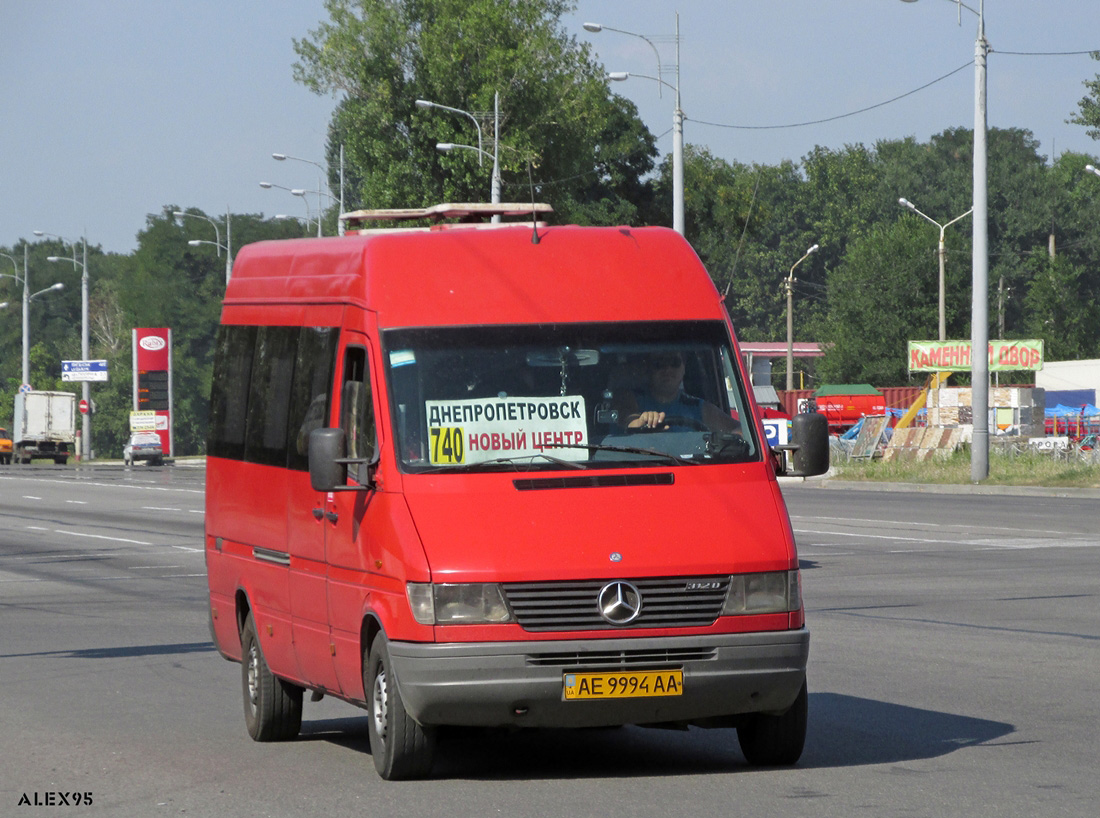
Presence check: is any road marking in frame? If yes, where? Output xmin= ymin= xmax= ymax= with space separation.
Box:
xmin=795 ymin=527 xmax=1100 ymax=551
xmin=49 ymin=530 xmax=152 ymax=546
xmin=65 ymin=500 xmax=88 ymax=505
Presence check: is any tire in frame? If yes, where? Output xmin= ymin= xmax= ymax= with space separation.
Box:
xmin=737 ymin=680 xmax=808 ymax=766
xmin=365 ymin=633 xmax=436 ymax=780
xmin=240 ymin=613 xmax=303 ymax=742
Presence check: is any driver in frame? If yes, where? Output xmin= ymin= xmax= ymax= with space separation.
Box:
xmin=614 ymin=351 xmax=740 ymax=433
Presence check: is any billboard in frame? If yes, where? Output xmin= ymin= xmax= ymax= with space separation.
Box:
xmin=132 ymin=328 xmax=173 ymax=457
xmin=908 ymin=339 xmax=1044 ymax=373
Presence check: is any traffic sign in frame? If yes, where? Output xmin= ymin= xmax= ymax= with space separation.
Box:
xmin=62 ymin=360 xmax=109 ymax=382
xmin=79 ymin=398 xmax=89 ymax=415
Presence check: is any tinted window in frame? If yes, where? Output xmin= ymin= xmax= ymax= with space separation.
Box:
xmin=208 ymin=325 xmax=257 ymax=460
xmin=244 ymin=327 xmax=298 ymax=466
xmin=287 ymin=327 xmax=339 ymax=471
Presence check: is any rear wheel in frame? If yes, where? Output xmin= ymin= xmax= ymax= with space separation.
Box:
xmin=240 ymin=613 xmax=302 ymax=741
xmin=737 ymin=680 xmax=808 ymax=766
xmin=365 ymin=633 xmax=435 ymax=780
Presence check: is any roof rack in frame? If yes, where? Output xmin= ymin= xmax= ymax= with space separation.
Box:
xmin=341 ymin=202 xmax=553 ymax=231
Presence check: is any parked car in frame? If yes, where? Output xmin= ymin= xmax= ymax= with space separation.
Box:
xmin=0 ymin=426 xmax=12 ymax=465
xmin=123 ymin=431 xmax=163 ymax=466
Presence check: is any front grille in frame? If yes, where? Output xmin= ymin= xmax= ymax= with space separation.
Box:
xmin=502 ymin=576 xmax=729 ymax=632
xmin=527 ymin=646 xmax=717 ymax=668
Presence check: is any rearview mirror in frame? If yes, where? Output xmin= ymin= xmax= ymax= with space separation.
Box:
xmin=309 ymin=428 xmax=347 ymax=491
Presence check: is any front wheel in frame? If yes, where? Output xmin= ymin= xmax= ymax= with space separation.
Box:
xmin=737 ymin=680 xmax=808 ymax=766
xmin=365 ymin=633 xmax=436 ymax=780
xmin=240 ymin=613 xmax=302 ymax=741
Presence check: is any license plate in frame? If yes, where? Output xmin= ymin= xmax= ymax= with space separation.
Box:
xmin=563 ymin=670 xmax=683 ymax=700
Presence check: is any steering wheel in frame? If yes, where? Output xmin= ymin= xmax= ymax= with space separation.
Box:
xmin=629 ymin=414 xmax=709 ymax=433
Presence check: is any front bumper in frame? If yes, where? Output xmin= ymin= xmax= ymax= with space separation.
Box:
xmin=388 ymin=628 xmax=809 ymax=728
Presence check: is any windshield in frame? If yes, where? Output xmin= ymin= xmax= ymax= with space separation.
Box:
xmin=383 ymin=321 xmax=760 ymax=472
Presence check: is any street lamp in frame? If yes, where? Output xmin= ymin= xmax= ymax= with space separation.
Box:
xmin=901 ymin=0 xmax=989 ymax=482
xmin=418 ymin=94 xmax=501 ymax=218
xmin=174 ymin=210 xmax=232 ymax=284
xmin=41 ymin=232 xmax=91 ymax=461
xmin=260 ymin=182 xmax=318 ymax=234
xmin=0 ymin=283 xmax=64 ymax=342
xmin=1085 ymin=163 xmax=1100 ymax=179
xmin=898 ymin=198 xmax=973 ymax=341
xmin=587 ymin=16 xmax=684 ymax=235
xmin=785 ymin=244 xmax=820 ymax=392
xmin=273 ymin=152 xmax=343 ymax=236
xmin=2 ymin=250 xmax=64 ymax=387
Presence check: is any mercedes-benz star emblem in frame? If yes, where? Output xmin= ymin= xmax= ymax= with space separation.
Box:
xmin=597 ymin=581 xmax=642 ymax=625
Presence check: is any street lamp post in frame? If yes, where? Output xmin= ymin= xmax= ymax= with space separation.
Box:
xmin=0 ymin=274 xmax=65 ymax=391
xmin=174 ymin=210 xmax=232 ymax=284
xmin=417 ymin=94 xmax=501 ymax=219
xmin=260 ymin=182 xmax=318 ymax=233
xmin=586 ymin=16 xmax=684 ymax=235
xmin=273 ymin=152 xmax=339 ymax=236
xmin=40 ymin=232 xmax=91 ymax=461
xmin=785 ymin=244 xmax=820 ymax=392
xmin=898 ymin=198 xmax=973 ymax=341
xmin=2 ymin=248 xmax=64 ymax=388
xmin=901 ymin=0 xmax=989 ymax=482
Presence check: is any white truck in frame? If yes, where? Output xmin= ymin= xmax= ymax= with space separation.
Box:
xmin=13 ymin=391 xmax=77 ymax=464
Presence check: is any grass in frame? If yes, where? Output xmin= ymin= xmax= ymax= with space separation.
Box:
xmin=832 ymin=446 xmax=1100 ymax=489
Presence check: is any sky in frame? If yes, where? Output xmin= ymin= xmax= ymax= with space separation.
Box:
xmin=3 ymin=0 xmax=1100 ymax=257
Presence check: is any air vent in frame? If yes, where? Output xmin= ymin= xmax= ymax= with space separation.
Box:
xmin=513 ymin=473 xmax=674 ymax=491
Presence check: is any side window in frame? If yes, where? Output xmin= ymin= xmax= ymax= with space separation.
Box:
xmin=341 ymin=346 xmax=376 ymax=481
xmin=208 ymin=325 xmax=257 ymax=460
xmin=244 ymin=327 xmax=297 ymax=467
xmin=286 ymin=327 xmax=339 ymax=471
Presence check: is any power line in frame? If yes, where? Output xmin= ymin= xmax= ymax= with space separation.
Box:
xmin=690 ymin=62 xmax=972 ymax=131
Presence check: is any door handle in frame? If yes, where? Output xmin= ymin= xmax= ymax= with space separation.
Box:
xmin=311 ymin=508 xmax=324 ymax=520
xmin=325 ymin=510 xmax=339 ymax=524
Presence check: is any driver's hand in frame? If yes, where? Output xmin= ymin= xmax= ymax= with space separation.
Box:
xmin=628 ymin=411 xmax=666 ymax=429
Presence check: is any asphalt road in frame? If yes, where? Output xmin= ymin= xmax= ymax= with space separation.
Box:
xmin=1 ymin=465 xmax=1097 ymax=817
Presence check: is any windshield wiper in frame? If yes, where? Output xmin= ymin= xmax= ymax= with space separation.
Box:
xmin=550 ymin=442 xmax=701 ymax=466
xmin=418 ymin=452 xmax=586 ymax=473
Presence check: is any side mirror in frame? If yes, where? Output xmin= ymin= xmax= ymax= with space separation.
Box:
xmin=772 ymin=412 xmax=829 ymax=477
xmin=309 ymin=428 xmax=347 ymax=491
xmin=790 ymin=412 xmax=829 ymax=476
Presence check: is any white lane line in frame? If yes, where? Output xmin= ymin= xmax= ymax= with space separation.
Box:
xmin=795 ymin=527 xmax=1099 ymax=551
xmin=48 ymin=530 xmax=152 ymax=546
xmin=65 ymin=500 xmax=88 ymax=505
xmin=22 ymin=496 xmax=43 ymax=501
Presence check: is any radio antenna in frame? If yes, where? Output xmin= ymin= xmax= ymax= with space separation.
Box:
xmin=528 ymin=160 xmax=540 ymax=245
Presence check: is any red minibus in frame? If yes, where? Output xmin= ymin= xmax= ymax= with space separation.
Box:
xmin=204 ymin=204 xmax=828 ymax=779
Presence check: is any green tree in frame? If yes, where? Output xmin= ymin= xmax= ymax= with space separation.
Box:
xmin=1069 ymin=52 xmax=1100 ymax=140
xmin=293 ymin=0 xmax=657 ymax=225
xmin=815 ymin=219 xmax=944 ymax=385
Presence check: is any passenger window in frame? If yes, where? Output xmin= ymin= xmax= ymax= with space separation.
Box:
xmin=208 ymin=325 xmax=257 ymax=460
xmin=244 ymin=327 xmax=297 ymax=467
xmin=342 ymin=347 xmax=376 ymax=481
xmin=286 ymin=327 xmax=339 ymax=471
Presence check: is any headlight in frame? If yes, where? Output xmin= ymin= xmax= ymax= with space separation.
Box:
xmin=406 ymin=582 xmax=515 ymax=625
xmin=721 ymin=570 xmax=801 ymax=615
